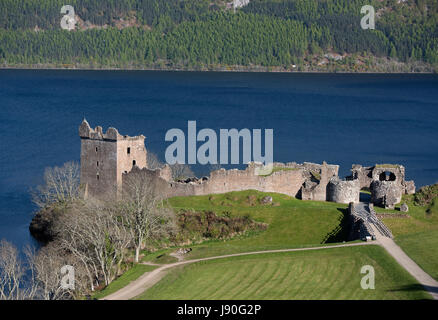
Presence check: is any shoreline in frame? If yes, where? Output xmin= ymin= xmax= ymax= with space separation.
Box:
xmin=1 ymin=65 xmax=436 ymax=75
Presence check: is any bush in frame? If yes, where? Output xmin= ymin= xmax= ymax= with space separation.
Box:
xmin=414 ymin=184 xmax=438 ymax=206
xmin=176 ymin=210 xmax=267 ymax=242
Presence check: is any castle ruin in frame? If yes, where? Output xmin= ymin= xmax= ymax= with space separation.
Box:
xmin=79 ymin=121 xmax=415 ymax=208
xmin=79 ymin=119 xmax=147 ymax=199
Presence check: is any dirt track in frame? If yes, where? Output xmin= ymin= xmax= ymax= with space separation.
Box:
xmin=102 ymin=242 xmax=374 ymax=300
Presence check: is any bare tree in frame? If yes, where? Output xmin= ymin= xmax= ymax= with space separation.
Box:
xmin=51 ymin=212 xmax=99 ymax=292
xmin=121 ymin=171 xmax=176 ymax=263
xmin=32 ymin=161 xmax=81 ymax=209
xmin=0 ymin=240 xmax=39 ymax=300
xmin=0 ymin=240 xmax=87 ymax=300
xmin=0 ymin=240 xmax=25 ymax=300
xmin=147 ymin=152 xmax=164 ymax=170
xmin=53 ymin=199 xmax=132 ymax=288
xmin=147 ymin=152 xmax=194 ymax=181
xmin=30 ymin=243 xmax=87 ymax=300
xmin=170 ymin=163 xmax=194 ymax=181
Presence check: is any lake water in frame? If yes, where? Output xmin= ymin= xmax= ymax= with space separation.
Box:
xmin=1 ymin=70 xmax=437 ymax=249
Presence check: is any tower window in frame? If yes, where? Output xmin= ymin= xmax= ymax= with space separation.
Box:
xmin=127 ymin=147 xmax=131 ymax=154
xmin=95 ymin=147 xmax=98 ymax=153
xmin=133 ymin=160 xmax=136 ymax=166
xmin=97 ymin=161 xmax=99 ymax=167
xmin=96 ymin=174 xmax=100 ymax=180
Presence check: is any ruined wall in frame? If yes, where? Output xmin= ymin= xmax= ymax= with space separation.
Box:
xmin=404 ymin=180 xmax=416 ymax=195
xmin=350 ymin=165 xmax=373 ymax=189
xmin=122 ymin=162 xmax=307 ymax=199
xmin=301 ymin=161 xmax=338 ymax=201
xmin=370 ymin=180 xmax=403 ymax=209
xmin=116 ymin=137 xmax=147 ymax=192
xmin=79 ymin=120 xmax=147 ymax=199
xmin=80 ymin=122 xmax=416 ymax=208
xmin=197 ymin=164 xmax=306 ymax=197
xmin=80 ymin=137 xmax=118 ymax=199
xmin=350 ymin=164 xmax=415 ymax=208
xmin=327 ymin=178 xmax=360 ymax=204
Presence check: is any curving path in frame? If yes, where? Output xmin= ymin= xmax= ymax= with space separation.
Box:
xmin=102 ymin=202 xmax=438 ymax=300
xmin=369 ymin=224 xmax=438 ymax=300
xmin=102 ymin=242 xmax=374 ymax=300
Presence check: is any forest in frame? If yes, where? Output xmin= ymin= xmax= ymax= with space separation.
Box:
xmin=0 ymin=0 xmax=437 ymax=70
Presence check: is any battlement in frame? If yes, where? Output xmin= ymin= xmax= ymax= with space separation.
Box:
xmin=79 ymin=120 xmax=147 ymax=199
xmin=79 ymin=119 xmax=145 ymax=142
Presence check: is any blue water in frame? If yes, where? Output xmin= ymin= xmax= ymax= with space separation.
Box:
xmin=1 ymin=70 xmax=438 ymax=249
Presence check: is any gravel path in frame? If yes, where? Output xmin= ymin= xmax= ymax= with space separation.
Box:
xmin=370 ymin=224 xmax=438 ymax=300
xmin=103 ymin=208 xmax=438 ymax=301
xmin=102 ymin=242 xmax=374 ymax=300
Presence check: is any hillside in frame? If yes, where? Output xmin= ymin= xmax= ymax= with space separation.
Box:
xmin=88 ymin=190 xmax=433 ymax=300
xmin=136 ymin=246 xmax=431 ymax=300
xmin=380 ymin=184 xmax=438 ymax=281
xmin=132 ymin=189 xmax=433 ymax=300
xmin=0 ymin=0 xmax=437 ymax=71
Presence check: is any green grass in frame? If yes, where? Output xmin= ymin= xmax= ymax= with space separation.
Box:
xmin=395 ymin=230 xmax=438 ymax=281
xmin=141 ymin=250 xmax=179 ymax=264
xmin=310 ymin=170 xmax=321 ymax=181
xmin=379 ymin=193 xmax=438 ymax=281
xmin=92 ymin=264 xmax=157 ymax=299
xmin=381 ymin=195 xmax=438 ymax=236
xmin=258 ymin=167 xmax=299 ymax=177
xmin=167 ymin=190 xmax=349 ymax=259
xmin=135 ymin=245 xmax=431 ymax=300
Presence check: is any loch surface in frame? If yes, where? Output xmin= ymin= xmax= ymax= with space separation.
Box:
xmin=1 ymin=70 xmax=437 ymax=248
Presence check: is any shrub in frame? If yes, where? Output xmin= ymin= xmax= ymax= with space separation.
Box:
xmin=414 ymin=184 xmax=438 ymax=206
xmin=176 ymin=210 xmax=267 ymax=242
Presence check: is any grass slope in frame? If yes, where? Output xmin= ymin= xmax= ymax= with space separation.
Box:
xmin=165 ymin=190 xmax=350 ymax=259
xmin=380 ymin=192 xmax=438 ymax=281
xmin=92 ymin=264 xmax=157 ymax=299
xmin=395 ymin=230 xmax=438 ymax=282
xmin=136 ymin=245 xmax=431 ymax=300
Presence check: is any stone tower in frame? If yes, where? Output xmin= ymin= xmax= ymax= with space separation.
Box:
xmin=79 ymin=120 xmax=147 ymax=199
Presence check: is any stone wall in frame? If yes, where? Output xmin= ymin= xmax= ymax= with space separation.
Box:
xmin=79 ymin=120 xmax=147 ymax=199
xmin=350 ymin=165 xmax=373 ymax=189
xmin=301 ymin=161 xmax=338 ymax=201
xmin=79 ymin=122 xmax=415 ymax=209
xmin=80 ymin=137 xmax=118 ymax=199
xmin=350 ymin=164 xmax=415 ymax=209
xmin=370 ymin=180 xmax=403 ymax=209
xmin=123 ymin=162 xmax=307 ymax=199
xmin=327 ymin=178 xmax=360 ymax=204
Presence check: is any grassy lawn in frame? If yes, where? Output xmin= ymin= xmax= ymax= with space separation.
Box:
xmin=380 ymin=192 xmax=438 ymax=281
xmin=92 ymin=264 xmax=157 ymax=299
xmin=380 ymin=192 xmax=438 ymax=236
xmin=395 ymin=230 xmax=438 ymax=281
xmin=135 ymin=245 xmax=431 ymax=300
xmin=141 ymin=249 xmax=179 ymax=264
xmin=258 ymin=166 xmax=300 ymax=177
xmin=164 ymin=190 xmax=350 ymax=259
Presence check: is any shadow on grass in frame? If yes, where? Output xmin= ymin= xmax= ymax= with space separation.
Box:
xmin=387 ymin=283 xmax=438 ymax=296
xmin=321 ymin=208 xmax=350 ymax=243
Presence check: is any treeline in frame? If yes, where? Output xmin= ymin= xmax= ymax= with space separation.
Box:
xmin=0 ymin=0 xmax=437 ymax=68
xmin=0 ymin=0 xmax=214 ymax=29
xmin=0 ymin=13 xmax=310 ymax=67
xmin=243 ymin=0 xmax=438 ymax=63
